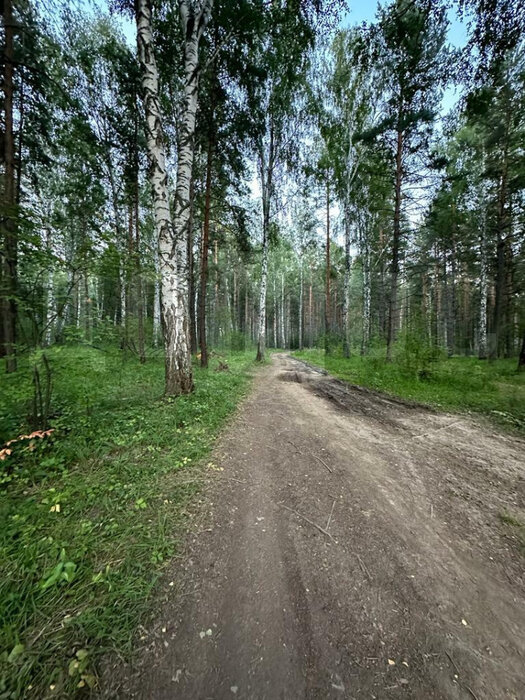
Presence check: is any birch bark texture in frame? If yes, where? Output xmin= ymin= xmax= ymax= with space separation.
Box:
xmin=478 ymin=195 xmax=488 ymax=359
xmin=177 ymin=0 xmax=212 ymax=373
xmin=136 ymin=0 xmax=211 ymax=395
xmin=256 ymin=123 xmax=274 ymax=362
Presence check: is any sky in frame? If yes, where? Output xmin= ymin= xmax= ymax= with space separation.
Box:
xmin=345 ymin=0 xmax=469 ymax=46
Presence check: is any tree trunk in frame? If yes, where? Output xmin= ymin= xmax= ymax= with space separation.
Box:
xmin=448 ymin=214 xmax=457 ymax=356
xmin=136 ymin=0 xmax=210 ymax=394
xmin=199 ymin=136 xmax=213 ymax=368
xmin=518 ymin=328 xmax=525 ymax=372
xmin=152 ymin=253 xmax=161 ymax=347
xmin=225 ymin=271 xmax=232 ymax=334
xmin=478 ymin=208 xmax=488 ymax=359
xmin=504 ymin=235 xmax=513 ymax=358
xmin=442 ymin=247 xmax=449 ymax=352
xmin=1 ymin=0 xmax=17 ymax=371
xmin=135 ymin=142 xmax=146 ymax=364
xmin=273 ymin=275 xmax=277 ymax=348
xmin=84 ymin=275 xmax=92 ymax=342
xmin=244 ymin=272 xmax=249 ymax=340
xmin=308 ymin=266 xmax=313 ymax=347
xmin=188 ymin=174 xmax=197 ymax=354
xmin=342 ymin=203 xmax=351 ymax=358
xmin=378 ymin=228 xmax=387 ymax=339
xmin=256 ymin=125 xmax=274 ymax=363
xmin=325 ymin=179 xmax=331 ymax=354
xmin=491 ymin=115 xmax=510 ymax=360
xmin=124 ymin=203 xmax=134 ymax=352
xmin=213 ymin=239 xmax=219 ymax=343
xmin=298 ymin=259 xmax=303 ymax=350
xmin=280 ymin=271 xmax=286 ymax=349
xmin=361 ymin=223 xmax=371 ymax=356
xmin=386 ymin=127 xmax=403 ymax=362
xmin=119 ymin=264 xmax=126 ymax=331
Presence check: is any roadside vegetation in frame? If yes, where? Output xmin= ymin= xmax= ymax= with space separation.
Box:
xmin=293 ymin=346 xmax=525 ymax=434
xmin=0 ymin=346 xmax=254 ymax=697
xmin=499 ymin=511 xmax=525 ymax=553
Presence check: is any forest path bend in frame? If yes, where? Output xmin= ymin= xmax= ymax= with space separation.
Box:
xmin=125 ymin=353 xmax=525 ymax=700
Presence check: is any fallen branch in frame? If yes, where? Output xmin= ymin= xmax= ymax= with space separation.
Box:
xmin=445 ymin=651 xmax=460 ymax=675
xmin=313 ymin=453 xmax=333 ymax=473
xmin=326 ymin=499 xmax=336 ymax=530
xmin=356 ymin=553 xmax=372 ymax=581
xmin=281 ymin=504 xmax=335 ymax=541
xmin=445 ymin=651 xmax=481 ymax=700
xmin=287 ymin=440 xmax=333 ymax=473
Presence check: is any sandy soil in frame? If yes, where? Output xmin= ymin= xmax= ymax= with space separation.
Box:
xmin=112 ymin=353 xmax=525 ymax=699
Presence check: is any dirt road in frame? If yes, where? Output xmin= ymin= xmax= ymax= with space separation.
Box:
xmin=123 ymin=354 xmax=525 ymax=699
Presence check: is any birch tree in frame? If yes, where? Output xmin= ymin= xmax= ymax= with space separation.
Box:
xmin=135 ymin=0 xmax=211 ymax=395
xmin=174 ymin=0 xmax=212 ymax=378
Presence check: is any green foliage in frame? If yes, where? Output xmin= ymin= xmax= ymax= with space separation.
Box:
xmin=293 ymin=347 xmax=525 ymax=433
xmin=399 ymin=327 xmax=446 ymax=377
xmin=0 ymin=347 xmax=255 ymax=698
xmin=228 ymin=330 xmax=248 ymax=351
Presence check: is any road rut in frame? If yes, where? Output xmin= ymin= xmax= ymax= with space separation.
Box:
xmin=121 ymin=354 xmax=525 ymax=699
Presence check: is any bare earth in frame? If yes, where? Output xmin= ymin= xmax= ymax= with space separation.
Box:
xmin=118 ymin=354 xmax=525 ymax=699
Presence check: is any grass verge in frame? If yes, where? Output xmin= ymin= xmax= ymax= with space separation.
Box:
xmin=499 ymin=512 xmax=525 ymax=553
xmin=292 ymin=348 xmax=525 ymax=433
xmin=0 ymin=346 xmax=255 ymax=698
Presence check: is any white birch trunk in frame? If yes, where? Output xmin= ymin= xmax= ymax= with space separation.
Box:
xmin=273 ymin=275 xmax=277 ymax=348
xmin=44 ymin=273 xmax=54 ymax=347
xmin=298 ymin=259 xmax=303 ymax=350
xmin=136 ymin=0 xmax=211 ymax=394
xmin=280 ymin=271 xmax=286 ymax=349
xmin=479 ymin=207 xmax=488 ymax=359
xmin=256 ymin=127 xmax=273 ymax=362
xmin=120 ymin=265 xmax=126 ymax=328
xmin=76 ymin=278 xmax=81 ymax=329
xmin=342 ymin=202 xmax=352 ymax=358
xmin=362 ymin=226 xmax=371 ymax=355
xmin=153 ymin=279 xmax=161 ymax=348
xmin=256 ymin=236 xmax=269 ymax=360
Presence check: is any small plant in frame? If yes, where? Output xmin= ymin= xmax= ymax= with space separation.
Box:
xmin=499 ymin=511 xmax=524 ymax=528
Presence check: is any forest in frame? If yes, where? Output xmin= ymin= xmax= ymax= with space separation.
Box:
xmin=1 ymin=0 xmax=525 ymax=697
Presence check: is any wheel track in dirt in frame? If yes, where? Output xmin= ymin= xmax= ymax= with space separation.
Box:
xmin=109 ymin=353 xmax=525 ymax=700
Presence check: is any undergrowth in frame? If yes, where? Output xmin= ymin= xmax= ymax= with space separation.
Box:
xmin=0 ymin=346 xmax=255 ymax=698
xmin=292 ymin=347 xmax=525 ymax=434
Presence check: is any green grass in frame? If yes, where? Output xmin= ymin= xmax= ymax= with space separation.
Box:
xmin=0 ymin=346 xmax=255 ymax=698
xmin=499 ymin=511 xmax=524 ymax=528
xmin=499 ymin=511 xmax=525 ymax=552
xmin=292 ymin=347 xmax=525 ymax=433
